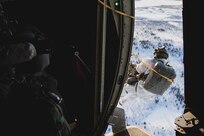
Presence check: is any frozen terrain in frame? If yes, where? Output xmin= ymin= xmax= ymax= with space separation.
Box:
xmin=106 ymin=0 xmax=184 ymax=136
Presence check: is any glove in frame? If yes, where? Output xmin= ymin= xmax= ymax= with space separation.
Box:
xmin=136 ymin=73 xmax=144 ymax=80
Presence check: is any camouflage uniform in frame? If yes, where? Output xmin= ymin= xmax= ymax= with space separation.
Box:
xmin=0 ymin=2 xmax=71 ymax=136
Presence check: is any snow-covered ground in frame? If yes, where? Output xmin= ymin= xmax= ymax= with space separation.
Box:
xmin=105 ymin=0 xmax=184 ymax=136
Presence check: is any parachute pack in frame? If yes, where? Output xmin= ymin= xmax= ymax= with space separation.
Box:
xmin=1 ymin=73 xmax=71 ymax=136
xmin=141 ymin=61 xmax=176 ymax=95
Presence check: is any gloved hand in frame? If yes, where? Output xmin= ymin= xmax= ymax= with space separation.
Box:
xmin=136 ymin=73 xmax=144 ymax=80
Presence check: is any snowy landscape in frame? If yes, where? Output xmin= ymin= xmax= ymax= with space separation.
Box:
xmin=105 ymin=0 xmax=184 ymax=136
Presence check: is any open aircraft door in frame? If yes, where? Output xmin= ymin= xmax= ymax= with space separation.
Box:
xmin=92 ymin=0 xmax=135 ymax=135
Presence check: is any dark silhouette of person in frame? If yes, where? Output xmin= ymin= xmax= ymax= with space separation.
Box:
xmin=0 ymin=1 xmax=71 ymax=135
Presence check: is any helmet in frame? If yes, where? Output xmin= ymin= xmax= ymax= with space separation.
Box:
xmin=14 ymin=25 xmax=53 ymax=74
xmin=153 ymin=46 xmax=169 ymax=59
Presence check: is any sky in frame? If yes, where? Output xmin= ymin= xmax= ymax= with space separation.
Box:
xmin=105 ymin=0 xmax=184 ymax=136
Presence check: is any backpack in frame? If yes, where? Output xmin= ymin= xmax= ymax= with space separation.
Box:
xmin=141 ymin=61 xmax=176 ymax=95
